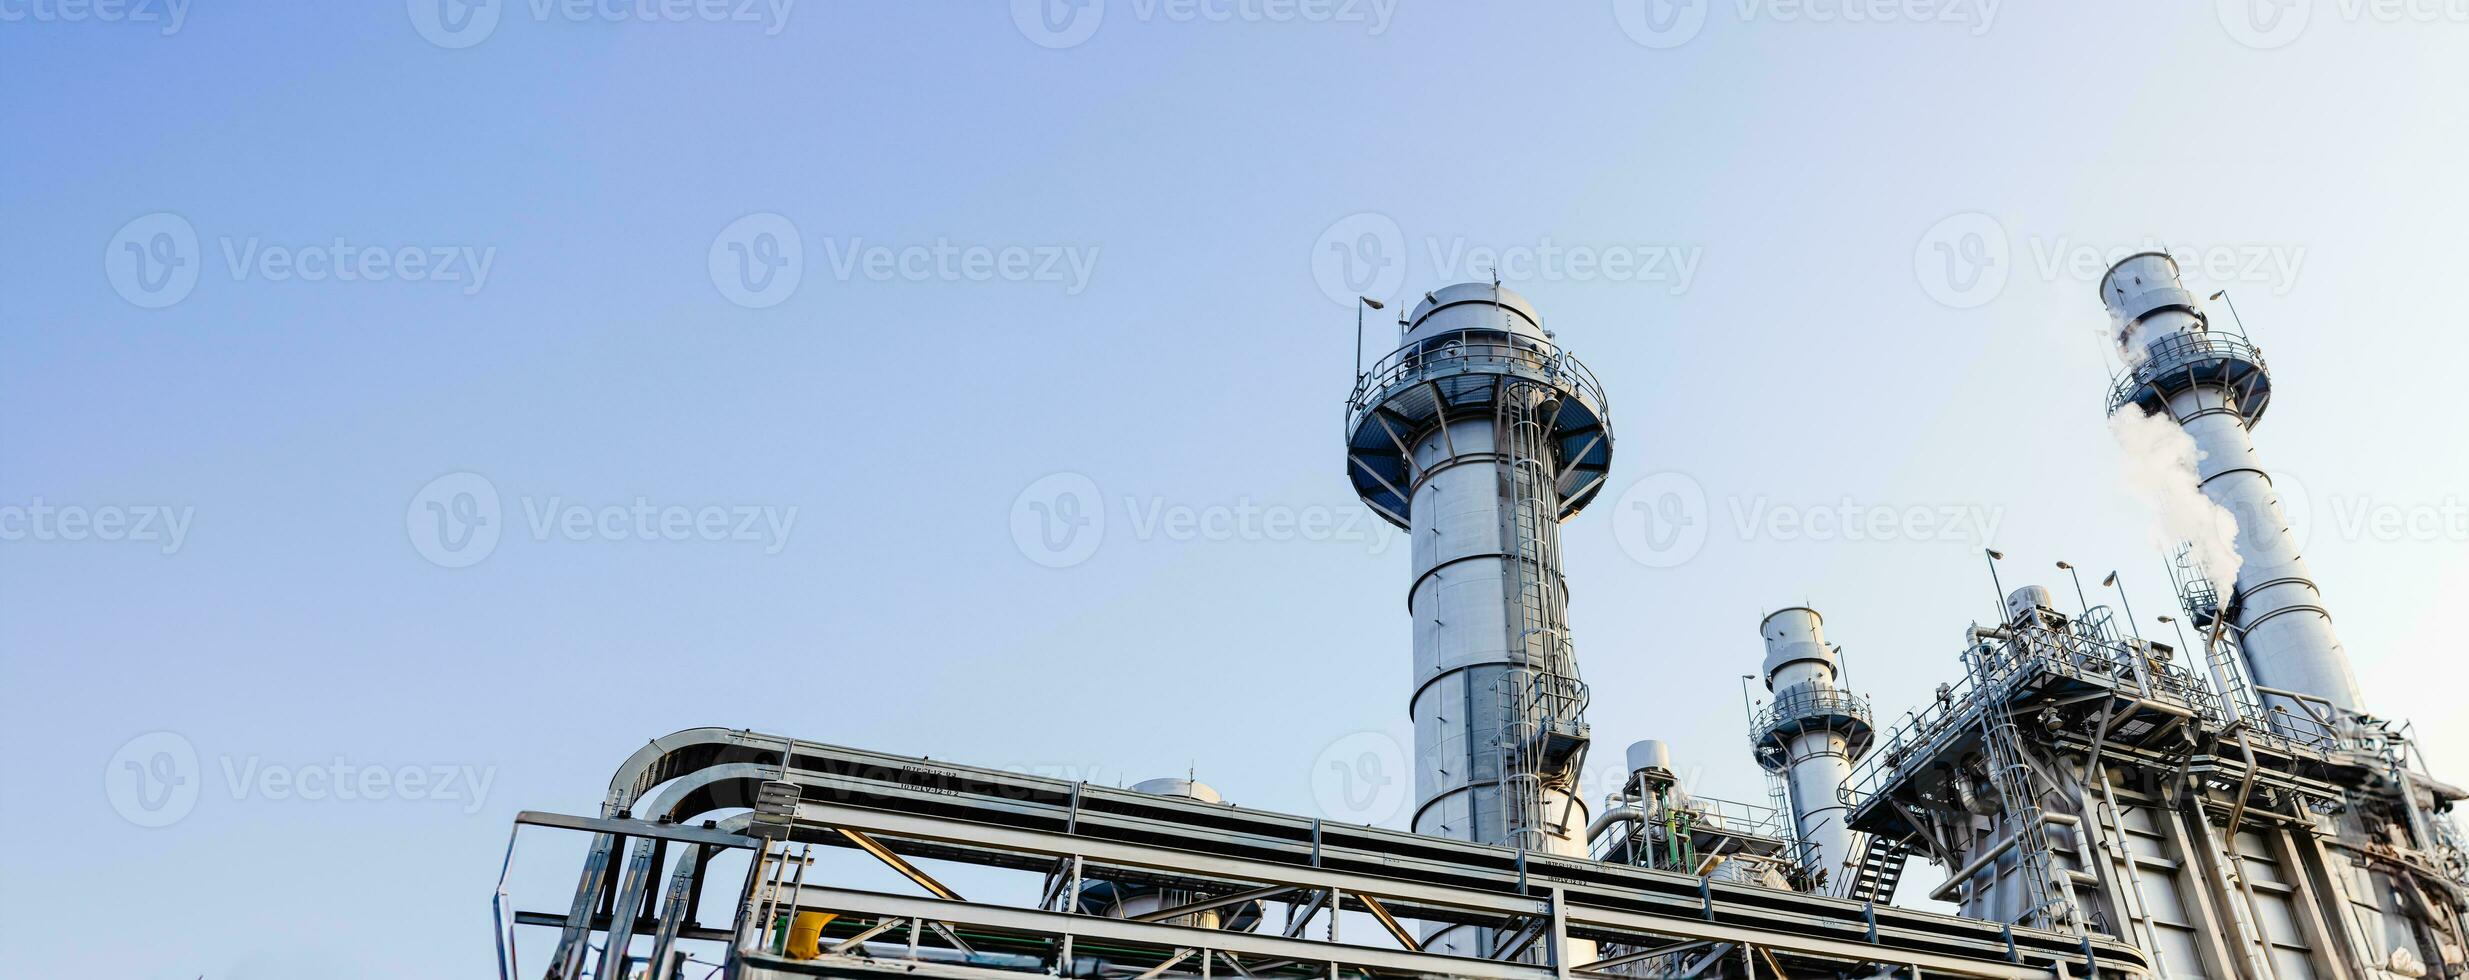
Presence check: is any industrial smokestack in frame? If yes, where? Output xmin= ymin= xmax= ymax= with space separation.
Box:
xmin=2101 ymin=253 xmax=2365 ymax=720
xmin=1344 ymin=282 xmax=1613 ymax=961
xmin=1752 ymin=607 xmax=1873 ymax=895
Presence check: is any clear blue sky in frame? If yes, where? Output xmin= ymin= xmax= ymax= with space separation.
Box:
xmin=6 ymin=3 xmax=2467 ymax=977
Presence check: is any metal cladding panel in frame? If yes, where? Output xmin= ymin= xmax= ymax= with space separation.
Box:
xmin=1410 ymin=468 xmax=1507 ymax=572
xmin=2101 ymin=252 xmax=2207 ymax=350
xmin=1411 ymin=779 xmax=1485 ymax=840
xmin=1784 ymin=728 xmax=1858 ymax=886
xmin=1760 ymin=606 xmax=1838 ymax=689
xmin=2165 ymin=387 xmax=2365 ymax=714
xmin=2152 ymin=927 xmax=2208 ymax=980
xmin=1412 ymin=574 xmax=1511 ymax=681
xmin=1403 ymin=282 xmax=1549 ymax=347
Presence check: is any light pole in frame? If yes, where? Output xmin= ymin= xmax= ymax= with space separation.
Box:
xmin=2158 ymin=615 xmax=2194 ymax=657
xmin=2103 ymin=571 xmax=2144 ymax=641
xmin=1353 ymin=296 xmax=1386 ymax=382
xmin=2056 ymin=560 xmax=2091 ymax=616
xmin=1985 ymin=549 xmax=2008 ymax=620
xmin=2209 ymin=289 xmax=2249 ymax=337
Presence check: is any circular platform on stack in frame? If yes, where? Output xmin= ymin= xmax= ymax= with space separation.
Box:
xmin=1344 ymin=284 xmax=1614 ymax=530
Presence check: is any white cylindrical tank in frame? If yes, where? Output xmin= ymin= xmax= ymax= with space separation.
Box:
xmin=1626 ymin=739 xmax=1675 ymax=784
xmin=2101 ymin=253 xmax=2365 ymax=717
xmin=1754 ymin=607 xmax=1872 ymax=894
xmin=2004 ymin=585 xmax=2057 ymax=626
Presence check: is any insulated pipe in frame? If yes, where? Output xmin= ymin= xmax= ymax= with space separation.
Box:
xmin=1588 ymin=803 xmax=1644 ymax=842
xmin=2101 ymin=253 xmax=2365 ymax=716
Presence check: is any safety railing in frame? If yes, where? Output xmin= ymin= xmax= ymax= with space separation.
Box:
xmin=2107 ymin=331 xmax=2267 ymax=415
xmin=1751 ymin=689 xmax=1873 ymax=745
xmin=1846 ymin=615 xmax=2219 ymax=808
xmin=1347 ymin=327 xmax=1610 ymax=433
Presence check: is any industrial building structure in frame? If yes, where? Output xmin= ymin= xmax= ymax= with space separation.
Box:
xmin=500 ymin=263 xmax=2466 ymax=980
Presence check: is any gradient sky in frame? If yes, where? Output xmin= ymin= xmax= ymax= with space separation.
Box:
xmin=6 ymin=3 xmax=2468 ymax=978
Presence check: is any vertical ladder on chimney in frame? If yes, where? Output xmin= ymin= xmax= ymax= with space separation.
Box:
xmin=1496 ymin=380 xmax=1587 ymax=853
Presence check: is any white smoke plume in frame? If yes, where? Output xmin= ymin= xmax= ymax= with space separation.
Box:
xmin=2109 ymin=315 xmax=2151 ymax=368
xmin=2109 ymin=407 xmax=2243 ymax=587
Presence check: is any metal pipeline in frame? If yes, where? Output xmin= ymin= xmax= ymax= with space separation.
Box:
xmin=1588 ymin=803 xmax=1644 ymax=843
xmin=1928 ymin=812 xmax=2082 ymax=903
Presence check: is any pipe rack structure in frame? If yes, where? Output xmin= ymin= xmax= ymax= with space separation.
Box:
xmin=502 ymin=728 xmax=2146 ymax=980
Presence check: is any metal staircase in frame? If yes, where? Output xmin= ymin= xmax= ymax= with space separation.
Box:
xmin=1845 ymin=833 xmax=1916 ymax=904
